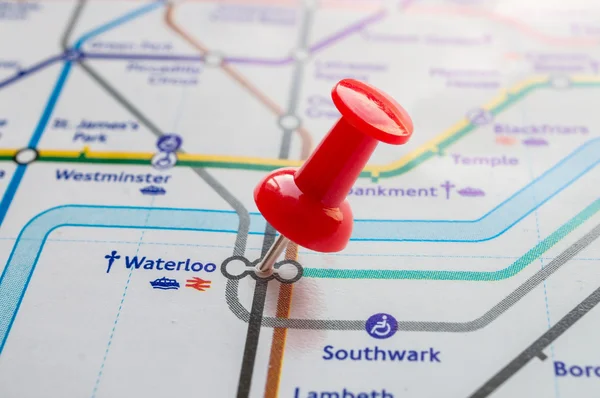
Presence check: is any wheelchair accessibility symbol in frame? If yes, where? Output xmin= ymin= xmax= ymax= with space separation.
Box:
xmin=151 ymin=151 xmax=177 ymax=170
xmin=365 ymin=313 xmax=398 ymax=339
xmin=156 ymin=134 xmax=182 ymax=153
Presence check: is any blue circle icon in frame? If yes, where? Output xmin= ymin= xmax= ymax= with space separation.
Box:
xmin=366 ymin=313 xmax=398 ymax=339
xmin=156 ymin=134 xmax=182 ymax=153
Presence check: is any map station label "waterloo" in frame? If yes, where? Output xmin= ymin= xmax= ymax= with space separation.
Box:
xmin=104 ymin=251 xmax=216 ymax=274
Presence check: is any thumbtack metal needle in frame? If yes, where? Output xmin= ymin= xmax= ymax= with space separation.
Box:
xmin=255 ymin=234 xmax=290 ymax=273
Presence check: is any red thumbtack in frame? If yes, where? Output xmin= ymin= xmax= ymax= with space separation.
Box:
xmin=254 ymin=78 xmax=414 ymax=273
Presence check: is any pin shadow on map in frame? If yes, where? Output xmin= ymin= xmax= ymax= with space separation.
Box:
xmin=221 ymin=255 xmax=303 ymax=284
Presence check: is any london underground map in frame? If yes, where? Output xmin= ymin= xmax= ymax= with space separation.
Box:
xmin=1 ymin=0 xmax=600 ymax=397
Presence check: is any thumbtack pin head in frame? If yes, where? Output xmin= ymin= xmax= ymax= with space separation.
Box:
xmin=331 ymin=78 xmax=413 ymax=145
xmin=254 ymin=79 xmax=413 ymax=259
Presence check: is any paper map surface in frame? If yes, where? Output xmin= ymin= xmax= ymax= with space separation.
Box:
xmin=0 ymin=0 xmax=600 ymax=397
